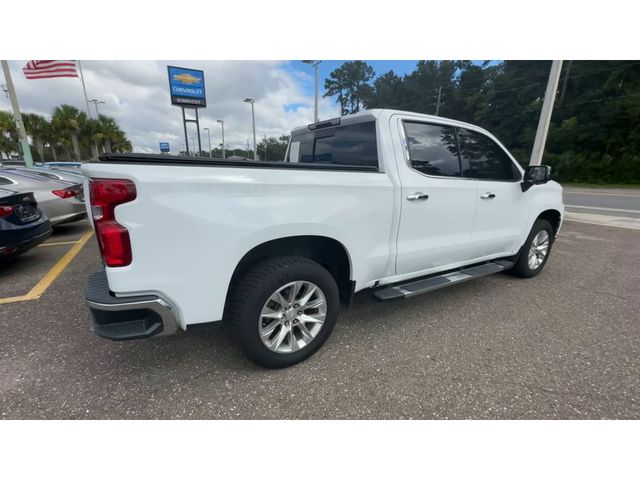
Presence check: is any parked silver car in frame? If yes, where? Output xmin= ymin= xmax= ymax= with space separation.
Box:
xmin=4 ymin=166 xmax=85 ymax=184
xmin=0 ymin=169 xmax=86 ymax=225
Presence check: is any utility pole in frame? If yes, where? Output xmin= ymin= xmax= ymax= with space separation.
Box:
xmin=529 ymin=60 xmax=563 ymax=166
xmin=204 ymin=127 xmax=212 ymax=158
xmin=217 ymin=120 xmax=225 ymax=159
xmin=1 ymin=60 xmax=33 ymax=166
xmin=558 ymin=60 xmax=572 ymax=106
xmin=435 ymin=86 xmax=442 ymax=116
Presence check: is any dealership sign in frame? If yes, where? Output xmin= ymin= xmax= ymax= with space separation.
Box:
xmin=167 ymin=66 xmax=206 ymax=107
xmin=159 ymin=142 xmax=170 ymax=152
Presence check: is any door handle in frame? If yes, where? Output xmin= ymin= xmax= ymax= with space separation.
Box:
xmin=407 ymin=192 xmax=429 ymax=201
xmin=480 ymin=192 xmax=496 ymax=199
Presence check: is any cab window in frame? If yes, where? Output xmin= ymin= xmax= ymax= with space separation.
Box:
xmin=286 ymin=121 xmax=378 ymax=169
xmin=403 ymin=122 xmax=461 ymax=177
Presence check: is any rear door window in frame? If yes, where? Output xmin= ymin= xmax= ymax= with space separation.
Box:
xmin=403 ymin=122 xmax=461 ymax=177
xmin=286 ymin=121 xmax=378 ymax=169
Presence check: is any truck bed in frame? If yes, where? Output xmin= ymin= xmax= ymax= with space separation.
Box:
xmin=97 ymin=153 xmax=379 ymax=172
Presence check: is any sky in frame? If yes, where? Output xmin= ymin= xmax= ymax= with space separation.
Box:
xmin=0 ymin=60 xmax=423 ymax=153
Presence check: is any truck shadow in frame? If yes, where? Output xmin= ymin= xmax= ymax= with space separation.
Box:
xmin=112 ymin=274 xmax=507 ymax=374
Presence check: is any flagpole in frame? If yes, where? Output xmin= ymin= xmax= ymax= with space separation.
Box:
xmin=77 ymin=60 xmax=92 ymax=118
xmin=1 ymin=60 xmax=34 ymax=166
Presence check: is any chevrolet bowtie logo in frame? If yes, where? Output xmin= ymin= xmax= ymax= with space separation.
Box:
xmin=173 ymin=73 xmax=201 ymax=85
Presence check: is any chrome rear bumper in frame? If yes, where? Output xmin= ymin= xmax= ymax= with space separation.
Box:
xmin=85 ymin=270 xmax=177 ymax=340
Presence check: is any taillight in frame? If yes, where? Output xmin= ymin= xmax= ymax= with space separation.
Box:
xmin=52 ymin=188 xmax=78 ymax=199
xmin=89 ymin=179 xmax=137 ymax=267
xmin=0 ymin=205 xmax=15 ymax=217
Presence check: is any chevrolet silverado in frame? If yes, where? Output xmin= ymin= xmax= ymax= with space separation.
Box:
xmin=82 ymin=109 xmax=564 ymax=368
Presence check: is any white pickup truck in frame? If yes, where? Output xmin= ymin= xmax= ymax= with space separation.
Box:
xmin=82 ymin=109 xmax=564 ymax=368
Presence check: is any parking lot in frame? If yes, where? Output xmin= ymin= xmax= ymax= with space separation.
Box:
xmin=1 ymin=217 xmax=639 ymax=419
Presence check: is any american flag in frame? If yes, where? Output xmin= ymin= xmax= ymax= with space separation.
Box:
xmin=23 ymin=60 xmax=78 ymax=80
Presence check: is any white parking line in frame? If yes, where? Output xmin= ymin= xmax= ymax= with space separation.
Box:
xmin=564 ymin=191 xmax=640 ymax=197
xmin=564 ymin=212 xmax=640 ymax=230
xmin=565 ymin=204 xmax=640 ymax=214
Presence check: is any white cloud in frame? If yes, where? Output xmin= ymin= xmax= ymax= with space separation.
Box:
xmin=0 ymin=60 xmax=340 ymax=154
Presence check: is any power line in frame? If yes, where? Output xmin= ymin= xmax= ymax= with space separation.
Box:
xmin=367 ymin=61 xmax=640 ymax=114
xmin=378 ymin=60 xmax=613 ymax=95
xmin=557 ymin=91 xmax=640 ymax=109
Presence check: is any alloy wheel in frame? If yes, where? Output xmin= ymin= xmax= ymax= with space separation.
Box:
xmin=258 ymin=281 xmax=327 ymax=354
xmin=528 ymin=230 xmax=550 ymax=270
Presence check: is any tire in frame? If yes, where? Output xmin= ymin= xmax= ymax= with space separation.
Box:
xmin=510 ymin=218 xmax=554 ymax=278
xmin=226 ymin=256 xmax=339 ymax=368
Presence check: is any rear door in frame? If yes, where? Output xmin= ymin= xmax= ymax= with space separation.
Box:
xmin=457 ymin=127 xmax=530 ymax=256
xmin=394 ymin=119 xmax=480 ymax=275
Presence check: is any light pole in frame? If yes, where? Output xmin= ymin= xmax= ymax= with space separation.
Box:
xmin=264 ymin=132 xmax=268 ymax=162
xmin=203 ymin=127 xmax=212 ymax=158
xmin=243 ymin=97 xmax=257 ymax=160
xmin=89 ymin=99 xmax=105 ymax=117
xmin=302 ymin=60 xmax=321 ymax=123
xmin=217 ymin=119 xmax=225 ymax=159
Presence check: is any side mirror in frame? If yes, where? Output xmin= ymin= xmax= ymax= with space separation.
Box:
xmin=521 ymin=165 xmax=551 ymax=192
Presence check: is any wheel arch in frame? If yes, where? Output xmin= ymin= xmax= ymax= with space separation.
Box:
xmin=226 ymin=235 xmax=354 ymax=307
xmin=510 ymin=208 xmax=563 ymax=264
xmin=537 ymin=209 xmax=562 ymax=236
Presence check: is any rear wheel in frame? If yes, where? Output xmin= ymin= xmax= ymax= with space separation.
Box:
xmin=226 ymin=256 xmax=339 ymax=368
xmin=511 ymin=218 xmax=554 ymax=278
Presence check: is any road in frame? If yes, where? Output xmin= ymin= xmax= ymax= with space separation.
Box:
xmin=563 ymin=186 xmax=640 ymax=229
xmin=1 ymin=220 xmax=639 ymax=419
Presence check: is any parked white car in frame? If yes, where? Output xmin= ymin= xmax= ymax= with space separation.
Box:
xmin=82 ymin=109 xmax=564 ymax=368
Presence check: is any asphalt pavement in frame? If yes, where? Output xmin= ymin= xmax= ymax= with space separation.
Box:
xmin=1 ymin=219 xmax=639 ymax=419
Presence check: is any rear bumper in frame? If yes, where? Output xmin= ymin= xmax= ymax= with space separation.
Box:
xmin=0 ymin=220 xmax=52 ymax=257
xmin=85 ymin=270 xmax=178 ymax=340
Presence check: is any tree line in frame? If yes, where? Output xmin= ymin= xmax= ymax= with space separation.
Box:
xmin=324 ymin=61 xmax=640 ymax=184
xmin=179 ymin=135 xmax=290 ymax=161
xmin=0 ymin=104 xmax=132 ymax=162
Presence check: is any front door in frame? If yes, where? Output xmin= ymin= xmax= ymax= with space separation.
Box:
xmin=456 ymin=127 xmax=530 ymax=256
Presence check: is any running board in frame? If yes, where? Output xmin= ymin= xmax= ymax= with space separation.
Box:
xmin=373 ymin=260 xmax=514 ymax=302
